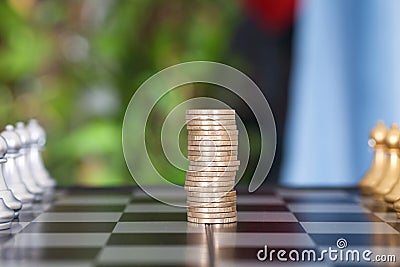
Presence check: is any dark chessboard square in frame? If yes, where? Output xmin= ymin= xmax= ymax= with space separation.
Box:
xmin=0 ymin=247 xmax=100 ymax=260
xmin=237 ymin=205 xmax=289 ymax=212
xmin=236 ymin=186 xmax=276 ymax=195
xmin=0 ymin=233 xmax=13 ymax=244
xmin=14 ymin=212 xmax=42 ymax=222
xmin=130 ymin=197 xmax=185 ymax=204
xmin=232 ymin=222 xmax=305 ymax=233
xmin=48 ymin=205 xmax=126 ymax=212
xmin=120 ymin=212 xmax=187 ymax=222
xmin=294 ymin=212 xmax=383 ymax=222
xmin=387 ymin=222 xmax=400 ymax=232
xmin=284 ymin=196 xmax=356 ymax=203
xmin=21 ymin=222 xmax=116 ymax=233
xmin=363 ymin=204 xmax=390 ymax=213
xmin=107 ymin=233 xmax=207 ymax=245
xmin=310 ymin=234 xmax=400 ymax=246
xmin=97 ymin=264 xmax=188 ymax=267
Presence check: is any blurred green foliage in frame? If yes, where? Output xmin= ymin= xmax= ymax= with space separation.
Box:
xmin=0 ymin=0 xmax=241 ymax=186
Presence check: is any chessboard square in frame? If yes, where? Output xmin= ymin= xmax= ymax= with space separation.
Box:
xmin=55 ymin=196 xmax=130 ymax=205
xmin=97 ymin=245 xmax=208 ymax=265
xmin=373 ymin=212 xmax=399 ymax=223
xmin=300 ymin=222 xmax=398 ymax=234
xmin=236 ymin=195 xmax=284 ymax=205
xmin=3 ymin=233 xmax=110 ymax=248
xmin=21 ymin=222 xmax=116 ymax=233
xmin=124 ymin=204 xmax=185 ymax=213
xmin=107 ymin=233 xmax=207 ymax=245
xmin=237 ymin=212 xmax=298 ymax=222
xmin=284 ymin=196 xmax=356 ymax=204
xmin=119 ymin=212 xmax=187 ymax=222
xmin=310 ymin=234 xmax=400 ymax=246
xmin=16 ymin=211 xmax=43 ymax=222
xmin=0 ymin=247 xmax=100 ymax=260
xmin=33 ymin=212 xmax=122 ymax=222
xmin=237 ymin=205 xmax=289 ymax=212
xmin=294 ymin=212 xmax=383 ymax=222
xmin=232 ymin=222 xmax=306 ymax=233
xmin=214 ymin=232 xmax=315 ymax=248
xmin=277 ymin=189 xmax=349 ymax=198
xmin=0 ymin=260 xmax=92 ymax=267
xmin=288 ymin=204 xmax=369 ymax=213
xmin=113 ymin=222 xmax=205 ymax=233
xmin=133 ymin=187 xmax=186 ymax=198
xmin=388 ymin=222 xmax=400 ymax=232
xmin=48 ymin=205 xmax=126 ymax=212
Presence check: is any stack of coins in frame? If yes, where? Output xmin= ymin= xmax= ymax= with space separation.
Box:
xmin=185 ymin=109 xmax=239 ymax=224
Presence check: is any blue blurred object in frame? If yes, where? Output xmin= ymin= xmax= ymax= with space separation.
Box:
xmin=281 ymin=0 xmax=400 ymax=186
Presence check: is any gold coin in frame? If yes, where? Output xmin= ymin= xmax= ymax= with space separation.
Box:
xmin=189 ymin=160 xmax=240 ymax=167
xmin=188 ymin=166 xmax=239 ymax=172
xmin=186 ymin=171 xmax=237 ymax=177
xmin=188 ymin=151 xmax=237 ymax=157
xmin=186 ymin=195 xmax=237 ymax=203
xmin=186 ymin=115 xmax=235 ymax=121
xmin=188 ymin=206 xmax=236 ymax=213
xmin=187 ymin=211 xmax=237 ymax=219
xmin=184 ymin=186 xmax=234 ymax=192
xmin=188 ymin=140 xmax=238 ymax=146
xmin=187 ymin=130 xmax=238 ymax=136
xmin=188 ymin=146 xmax=238 ymax=151
xmin=186 ymin=109 xmax=235 ymax=115
xmin=187 ymin=120 xmax=236 ymax=126
xmin=188 ymin=135 xmax=238 ymax=141
xmin=188 ymin=155 xmax=238 ymax=162
xmin=187 ymin=201 xmax=236 ymax=208
xmin=187 ymin=190 xmax=236 ymax=198
xmin=187 ymin=125 xmax=237 ymax=131
xmin=187 ymin=216 xmax=237 ymax=224
xmin=184 ymin=180 xmax=234 ymax=187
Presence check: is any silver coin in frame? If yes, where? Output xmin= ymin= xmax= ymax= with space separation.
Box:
xmin=188 ymin=140 xmax=238 ymax=146
xmin=187 ymin=211 xmax=237 ymax=219
xmin=186 ymin=171 xmax=237 ymax=177
xmin=187 ymin=216 xmax=237 ymax=224
xmin=187 ymin=190 xmax=236 ymax=198
xmin=188 ymin=206 xmax=236 ymax=213
xmin=184 ymin=180 xmax=235 ymax=187
xmin=188 ymin=165 xmax=239 ymax=172
xmin=189 ymin=160 xmax=240 ymax=167
xmin=187 ymin=201 xmax=236 ymax=208
xmin=186 ymin=115 xmax=235 ymax=121
xmin=188 ymin=155 xmax=238 ymax=162
xmin=188 ymin=145 xmax=238 ymax=151
xmin=188 ymin=135 xmax=238 ymax=141
xmin=184 ymin=185 xmax=234 ymax=192
xmin=187 ymin=120 xmax=236 ymax=126
xmin=187 ymin=125 xmax=237 ymax=131
xmin=186 ymin=109 xmax=235 ymax=115
xmin=187 ymin=130 xmax=238 ymax=136
xmin=188 ymin=151 xmax=238 ymax=157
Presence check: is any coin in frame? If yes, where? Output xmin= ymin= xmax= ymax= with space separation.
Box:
xmin=187 ymin=201 xmax=236 ymax=208
xmin=186 ymin=175 xmax=236 ymax=182
xmin=188 ymin=166 xmax=239 ymax=172
xmin=186 ymin=195 xmax=237 ymax=203
xmin=187 ymin=190 xmax=236 ymax=198
xmin=187 ymin=130 xmax=238 ymax=136
xmin=186 ymin=114 xmax=235 ymax=121
xmin=184 ymin=180 xmax=234 ymax=187
xmin=188 ymin=206 xmax=236 ymax=213
xmin=187 ymin=216 xmax=237 ymax=224
xmin=188 ymin=146 xmax=238 ymax=151
xmin=188 ymin=140 xmax=238 ymax=146
xmin=187 ymin=211 xmax=236 ymax=219
xmin=188 ymin=135 xmax=238 ymax=141
xmin=184 ymin=185 xmax=234 ymax=192
xmin=189 ymin=160 xmax=240 ymax=167
xmin=188 ymin=155 xmax=238 ymax=161
xmin=187 ymin=120 xmax=236 ymax=126
xmin=188 ymin=151 xmax=237 ymax=157
xmin=186 ymin=109 xmax=235 ymax=115
xmin=186 ymin=171 xmax=237 ymax=177
xmin=187 ymin=125 xmax=237 ymax=131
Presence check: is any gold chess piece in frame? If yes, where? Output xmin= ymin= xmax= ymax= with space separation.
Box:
xmin=373 ymin=123 xmax=400 ymax=201
xmin=359 ymin=121 xmax=389 ymax=195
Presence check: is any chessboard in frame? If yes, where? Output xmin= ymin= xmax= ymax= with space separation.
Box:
xmin=0 ymin=186 xmax=399 ymax=267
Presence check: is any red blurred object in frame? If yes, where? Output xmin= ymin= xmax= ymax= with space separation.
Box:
xmin=242 ymin=0 xmax=296 ymax=32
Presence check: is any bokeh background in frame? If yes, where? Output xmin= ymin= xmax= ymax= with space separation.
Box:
xmin=0 ymin=0 xmax=279 ymax=186
xmin=2 ymin=0 xmax=398 ymax=187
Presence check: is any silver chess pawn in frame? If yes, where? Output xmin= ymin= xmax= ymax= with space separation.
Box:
xmin=1 ymin=125 xmax=43 ymax=202
xmin=0 ymin=136 xmax=16 ymax=230
xmin=0 ymin=136 xmax=21 ymax=218
xmin=26 ymin=119 xmax=56 ymax=189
